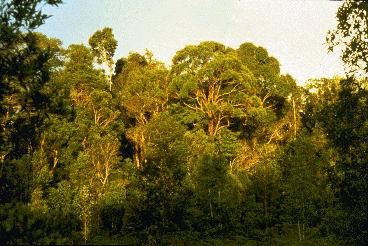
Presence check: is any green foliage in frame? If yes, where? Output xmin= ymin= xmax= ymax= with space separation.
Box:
xmin=88 ymin=27 xmax=118 ymax=66
xmin=114 ymin=50 xmax=169 ymax=168
xmin=277 ymin=132 xmax=331 ymax=243
xmin=75 ymin=185 xmax=95 ymax=243
xmin=0 ymin=0 xmax=64 ymax=205
xmin=133 ymin=112 xmax=189 ymax=235
xmin=215 ymin=128 xmax=241 ymax=160
xmin=237 ymin=42 xmax=280 ymax=84
xmin=327 ymin=0 xmax=368 ymax=75
xmin=170 ymin=41 xmax=257 ymax=136
xmin=62 ymin=44 xmax=106 ymax=93
xmin=0 ymin=1 xmax=352 ymax=243
xmin=301 ymin=76 xmax=342 ymax=133
xmin=88 ymin=27 xmax=118 ymax=88
xmin=0 ymin=201 xmax=68 ymax=244
xmin=189 ymin=154 xmax=242 ymax=234
xmin=243 ymin=153 xmax=282 ymax=232
xmin=317 ymin=78 xmax=368 ymax=245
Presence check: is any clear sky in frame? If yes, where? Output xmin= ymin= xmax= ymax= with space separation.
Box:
xmin=37 ymin=0 xmax=345 ymax=85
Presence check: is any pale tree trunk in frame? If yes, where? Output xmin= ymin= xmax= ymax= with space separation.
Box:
xmin=298 ymin=218 xmax=302 ymax=243
xmin=102 ymin=50 xmax=112 ymax=91
xmin=84 ymin=219 xmax=87 ymax=244
xmin=209 ymin=188 xmax=213 ymax=218
xmin=293 ymin=98 xmax=297 ymax=140
xmin=297 ymin=218 xmax=305 ymax=243
xmin=109 ymin=63 xmax=112 ymax=91
xmin=134 ymin=143 xmax=140 ymax=170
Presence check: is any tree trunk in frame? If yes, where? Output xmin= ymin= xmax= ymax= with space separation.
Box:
xmin=103 ymin=50 xmax=110 ymax=88
xmin=208 ymin=119 xmax=214 ymax=136
xmin=209 ymin=188 xmax=213 ymax=218
xmin=134 ymin=143 xmax=140 ymax=169
xmin=293 ymin=98 xmax=297 ymax=140
xmin=298 ymin=218 xmax=301 ymax=243
xmin=84 ymin=219 xmax=87 ymax=244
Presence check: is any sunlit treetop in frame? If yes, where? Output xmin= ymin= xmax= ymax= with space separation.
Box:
xmin=88 ymin=27 xmax=117 ymax=66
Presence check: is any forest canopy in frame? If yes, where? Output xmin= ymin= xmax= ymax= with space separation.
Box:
xmin=0 ymin=0 xmax=367 ymax=245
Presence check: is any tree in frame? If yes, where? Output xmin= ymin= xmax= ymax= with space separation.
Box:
xmin=300 ymin=76 xmax=342 ymax=134
xmin=237 ymin=42 xmax=281 ymax=95
xmin=0 ymin=0 xmax=63 ymax=203
xmin=327 ymin=0 xmax=368 ymax=76
xmin=75 ymin=185 xmax=95 ymax=244
xmin=326 ymin=1 xmax=368 ymax=244
xmin=170 ymin=41 xmax=256 ymax=137
xmin=136 ymin=112 xmax=189 ymax=236
xmin=0 ymin=1 xmax=69 ymax=244
xmin=317 ymin=77 xmax=368 ymax=245
xmin=236 ymin=43 xmax=298 ymax=145
xmin=88 ymin=27 xmax=118 ymax=91
xmin=30 ymin=37 xmax=123 ymax=242
xmin=277 ymin=131 xmax=331 ymax=243
xmin=114 ymin=51 xmax=169 ymax=169
xmin=190 ymin=154 xmax=241 ymax=233
xmin=1 ymin=0 xmax=63 ymax=101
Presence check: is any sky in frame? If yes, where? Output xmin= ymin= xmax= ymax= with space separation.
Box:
xmin=37 ymin=0 xmax=345 ymax=86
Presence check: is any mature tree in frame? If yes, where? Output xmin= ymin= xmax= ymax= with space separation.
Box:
xmin=24 ymin=37 xmax=123 ymax=242
xmin=327 ymin=0 xmax=368 ymax=76
xmin=317 ymin=78 xmax=368 ymax=245
xmin=170 ymin=41 xmax=297 ymax=143
xmin=35 ymin=32 xmax=66 ymax=71
xmin=236 ymin=43 xmax=298 ymax=144
xmin=0 ymin=1 xmax=69 ymax=244
xmin=170 ymin=41 xmax=256 ymax=137
xmin=114 ymin=51 xmax=169 ymax=169
xmin=60 ymin=44 xmax=107 ymax=106
xmin=326 ymin=1 xmax=368 ymax=244
xmin=0 ymin=0 xmax=63 ymax=203
xmin=300 ymin=76 xmax=342 ymax=134
xmin=88 ymin=27 xmax=118 ymax=91
xmin=237 ymin=42 xmax=281 ymax=95
xmin=0 ymin=0 xmax=63 ymax=101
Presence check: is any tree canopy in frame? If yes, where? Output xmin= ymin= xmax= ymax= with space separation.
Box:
xmin=0 ymin=1 xmax=366 ymax=245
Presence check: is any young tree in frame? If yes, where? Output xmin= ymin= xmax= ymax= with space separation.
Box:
xmin=190 ymin=154 xmax=241 ymax=233
xmin=278 ymin=131 xmax=331 ymax=243
xmin=137 ymin=112 xmax=189 ymax=235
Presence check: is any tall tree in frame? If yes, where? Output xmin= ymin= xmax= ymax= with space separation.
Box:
xmin=318 ymin=78 xmax=368 ymax=245
xmin=325 ymin=1 xmax=368 ymax=244
xmin=136 ymin=112 xmax=189 ymax=235
xmin=236 ymin=43 xmax=298 ymax=144
xmin=0 ymin=0 xmax=63 ymax=203
xmin=327 ymin=0 xmax=368 ymax=76
xmin=114 ymin=51 xmax=169 ymax=169
xmin=0 ymin=1 xmax=67 ymax=244
xmin=170 ymin=41 xmax=256 ymax=137
xmin=88 ymin=27 xmax=118 ymax=91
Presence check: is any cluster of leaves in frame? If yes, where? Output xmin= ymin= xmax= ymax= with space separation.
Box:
xmin=327 ymin=0 xmax=368 ymax=76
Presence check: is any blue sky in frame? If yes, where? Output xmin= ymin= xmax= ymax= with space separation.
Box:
xmin=37 ymin=0 xmax=344 ymax=85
